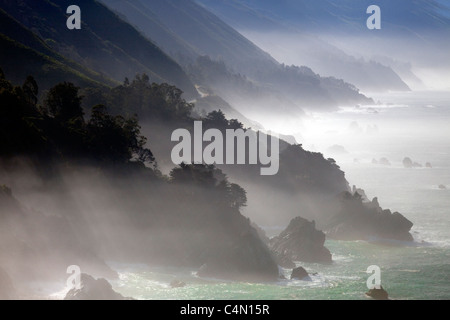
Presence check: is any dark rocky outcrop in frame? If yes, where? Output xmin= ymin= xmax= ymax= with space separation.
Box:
xmin=65 ymin=274 xmax=130 ymax=300
xmin=0 ymin=267 xmax=16 ymax=300
xmin=270 ymin=217 xmax=332 ymax=264
xmin=272 ymin=253 xmax=296 ymax=269
xmin=325 ymin=192 xmax=414 ymax=241
xmin=403 ymin=157 xmax=422 ymax=168
xmin=352 ymin=185 xmax=369 ymax=202
xmin=366 ymin=286 xmax=389 ymax=300
xmin=439 ymin=185 xmax=446 ymax=190
xmin=290 ymin=267 xmax=309 ymax=280
xmin=197 ymin=230 xmax=279 ymax=282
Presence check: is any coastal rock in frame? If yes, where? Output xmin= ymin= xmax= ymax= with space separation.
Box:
xmin=0 ymin=267 xmax=16 ymax=300
xmin=270 ymin=217 xmax=332 ymax=264
xmin=252 ymin=223 xmax=296 ymax=268
xmin=426 ymin=162 xmax=432 ymax=168
xmin=403 ymin=157 xmax=422 ymax=168
xmin=366 ymin=286 xmax=389 ymax=300
xmin=403 ymin=157 xmax=413 ymax=168
xmin=352 ymin=185 xmax=369 ymax=202
xmin=197 ymin=230 xmax=279 ymax=282
xmin=325 ymin=192 xmax=414 ymax=242
xmin=64 ymin=274 xmax=130 ymax=300
xmin=272 ymin=253 xmax=296 ymax=269
xmin=290 ymin=266 xmax=309 ymax=280
xmin=439 ymin=185 xmax=447 ymax=190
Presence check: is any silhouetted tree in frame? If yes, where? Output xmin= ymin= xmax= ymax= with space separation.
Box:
xmin=203 ymin=110 xmax=244 ymax=130
xmin=87 ymin=104 xmax=154 ymax=164
xmin=22 ymin=75 xmax=38 ymax=107
xmin=228 ymin=183 xmax=247 ymax=209
xmin=44 ymin=82 xmax=84 ymax=123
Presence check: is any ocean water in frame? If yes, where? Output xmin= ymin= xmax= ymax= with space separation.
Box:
xmin=109 ymin=91 xmax=450 ymax=300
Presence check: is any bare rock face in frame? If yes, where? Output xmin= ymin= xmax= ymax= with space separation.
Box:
xmin=403 ymin=157 xmax=422 ymax=168
xmin=270 ymin=217 xmax=332 ymax=264
xmin=64 ymin=274 xmax=130 ymax=300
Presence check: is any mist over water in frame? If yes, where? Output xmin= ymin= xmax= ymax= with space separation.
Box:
xmin=107 ymin=90 xmax=450 ymax=300
xmin=2 ymin=0 xmax=450 ymax=301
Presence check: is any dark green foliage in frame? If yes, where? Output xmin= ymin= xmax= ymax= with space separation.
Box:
xmin=170 ymin=163 xmax=247 ymax=210
xmin=87 ymin=105 xmax=154 ymax=164
xmin=202 ymin=110 xmax=244 ymax=130
xmin=93 ymin=74 xmax=194 ymax=122
xmin=0 ymin=0 xmax=196 ymax=98
xmin=0 ymin=33 xmax=111 ymax=93
xmin=22 ymin=76 xmax=39 ymax=107
xmin=0 ymin=72 xmax=153 ymax=166
xmin=44 ymin=82 xmax=84 ymax=122
xmin=227 ymin=183 xmax=247 ymax=209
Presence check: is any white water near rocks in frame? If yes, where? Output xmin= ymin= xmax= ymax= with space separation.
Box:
xmin=49 ymin=91 xmax=450 ymax=300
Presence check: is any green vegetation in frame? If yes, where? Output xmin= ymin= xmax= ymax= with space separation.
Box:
xmin=0 ymin=69 xmax=152 ymax=165
xmin=0 ymin=0 xmax=196 ymax=98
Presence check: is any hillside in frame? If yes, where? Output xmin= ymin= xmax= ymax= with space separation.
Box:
xmin=0 ymin=9 xmax=115 ymax=91
xmin=196 ymin=0 xmax=413 ymax=92
xmin=197 ymin=0 xmax=450 ymax=90
xmin=0 ymin=0 xmax=197 ymax=98
xmin=101 ymin=0 xmax=373 ymax=117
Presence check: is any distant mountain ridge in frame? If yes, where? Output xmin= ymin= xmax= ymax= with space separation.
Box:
xmin=101 ymin=0 xmax=373 ymax=122
xmin=195 ymin=0 xmax=416 ymax=92
xmin=0 ymin=8 xmax=116 ymax=90
xmin=197 ymin=0 xmax=450 ymax=35
xmin=196 ymin=0 xmax=450 ymax=90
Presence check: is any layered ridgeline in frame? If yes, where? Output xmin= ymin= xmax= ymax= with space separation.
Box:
xmin=196 ymin=0 xmax=450 ymax=90
xmin=0 ymin=0 xmax=196 ymax=98
xmin=73 ymin=75 xmax=411 ymax=239
xmin=100 ymin=0 xmax=372 ymax=122
xmin=76 ymin=72 xmax=413 ymax=241
xmin=0 ymin=70 xmax=413 ymax=296
xmin=0 ymin=8 xmax=116 ymax=90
